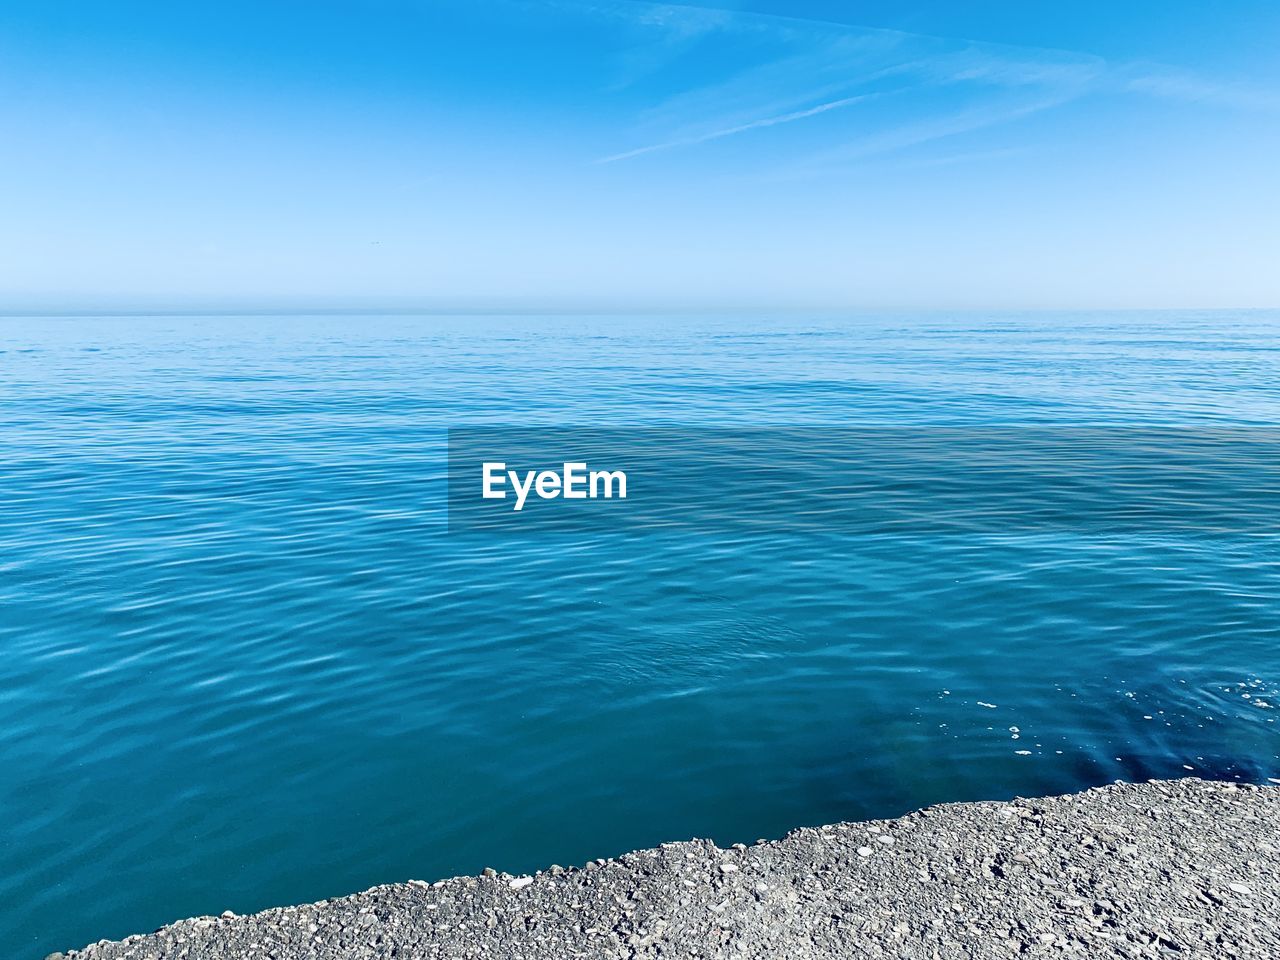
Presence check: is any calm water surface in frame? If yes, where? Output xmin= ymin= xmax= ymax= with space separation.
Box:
xmin=2 ymin=311 xmax=1279 ymax=956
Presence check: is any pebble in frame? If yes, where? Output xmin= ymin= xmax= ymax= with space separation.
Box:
xmin=509 ymin=877 xmax=533 ymax=890
xmin=857 ymin=847 xmax=874 ymax=857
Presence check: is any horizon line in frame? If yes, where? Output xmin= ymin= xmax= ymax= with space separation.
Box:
xmin=3 ymin=304 xmax=1280 ymax=318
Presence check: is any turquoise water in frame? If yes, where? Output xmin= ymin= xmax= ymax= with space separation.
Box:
xmin=3 ymin=311 xmax=1279 ymax=957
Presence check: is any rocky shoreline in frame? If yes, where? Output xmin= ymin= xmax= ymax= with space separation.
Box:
xmin=56 ymin=779 xmax=1279 ymax=959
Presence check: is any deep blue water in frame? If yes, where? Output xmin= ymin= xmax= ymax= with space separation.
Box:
xmin=3 ymin=311 xmax=1279 ymax=957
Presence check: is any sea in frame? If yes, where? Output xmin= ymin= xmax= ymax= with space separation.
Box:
xmin=2 ymin=310 xmax=1278 ymax=957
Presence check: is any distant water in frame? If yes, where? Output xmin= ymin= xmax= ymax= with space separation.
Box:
xmin=3 ymin=311 xmax=1279 ymax=957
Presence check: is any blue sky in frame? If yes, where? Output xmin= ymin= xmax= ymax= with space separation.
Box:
xmin=2 ymin=0 xmax=1278 ymax=310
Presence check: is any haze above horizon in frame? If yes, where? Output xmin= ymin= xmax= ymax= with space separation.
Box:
xmin=3 ymin=1 xmax=1279 ymax=311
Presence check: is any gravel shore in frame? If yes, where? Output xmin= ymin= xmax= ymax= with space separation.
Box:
xmin=56 ymin=778 xmax=1279 ymax=959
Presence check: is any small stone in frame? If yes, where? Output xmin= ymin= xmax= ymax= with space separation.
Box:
xmin=719 ymin=863 xmax=738 ymax=873
xmin=857 ymin=847 xmax=874 ymax=857
xmin=1228 ymin=883 xmax=1252 ymax=896
xmin=481 ymin=867 xmax=497 ymax=877
xmin=509 ymin=876 xmax=534 ymax=890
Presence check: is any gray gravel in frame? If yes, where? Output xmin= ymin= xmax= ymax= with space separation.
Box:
xmin=56 ymin=778 xmax=1279 ymax=959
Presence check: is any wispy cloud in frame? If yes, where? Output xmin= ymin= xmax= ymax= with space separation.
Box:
xmin=596 ymin=91 xmax=881 ymax=163
xmin=591 ymin=2 xmax=737 ymax=91
xmin=793 ymin=92 xmax=1076 ymax=176
xmin=589 ymin=2 xmax=1105 ymax=166
xmin=584 ymin=1 xmax=1274 ymax=171
xmin=1122 ymin=66 xmax=1280 ymax=112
